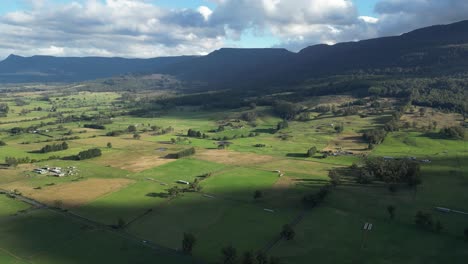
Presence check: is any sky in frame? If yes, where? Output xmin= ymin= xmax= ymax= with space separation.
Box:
xmin=0 ymin=0 xmax=467 ymax=59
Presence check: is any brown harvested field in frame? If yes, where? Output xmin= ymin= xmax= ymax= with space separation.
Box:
xmin=401 ymin=107 xmax=463 ymax=129
xmin=97 ymin=153 xmax=177 ymax=172
xmin=0 ymin=164 xmax=35 ymax=184
xmin=324 ymin=132 xmax=369 ymax=153
xmin=272 ymin=175 xmax=295 ymax=189
xmin=195 ymin=149 xmax=277 ymax=166
xmin=1 ymin=178 xmax=133 ymax=208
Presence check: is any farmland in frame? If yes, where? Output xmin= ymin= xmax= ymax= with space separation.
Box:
xmin=0 ymin=85 xmax=466 ymax=264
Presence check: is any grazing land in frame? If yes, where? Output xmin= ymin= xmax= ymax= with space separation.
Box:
xmin=0 ymin=83 xmax=466 ymax=264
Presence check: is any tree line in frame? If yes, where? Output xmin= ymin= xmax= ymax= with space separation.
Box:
xmin=37 ymin=142 xmax=69 ymax=153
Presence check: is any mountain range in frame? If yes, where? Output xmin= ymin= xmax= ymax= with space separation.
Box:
xmin=1 ymin=20 xmax=468 ymax=86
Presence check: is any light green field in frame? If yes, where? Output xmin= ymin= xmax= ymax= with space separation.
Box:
xmin=0 ymin=195 xmax=30 ymax=217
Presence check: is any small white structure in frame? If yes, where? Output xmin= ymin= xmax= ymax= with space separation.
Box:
xmin=34 ymin=169 xmax=47 ymax=174
xmin=50 ymin=168 xmax=62 ymax=174
xmin=177 ymin=180 xmax=190 ymax=185
xmin=435 ymin=207 xmax=451 ymax=213
xmin=421 ymin=159 xmax=431 ymax=163
xmin=263 ymin=209 xmax=275 ymax=213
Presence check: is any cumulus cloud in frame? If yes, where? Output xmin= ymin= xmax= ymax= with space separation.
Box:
xmin=0 ymin=0 xmax=225 ymax=58
xmin=374 ymin=0 xmax=468 ymax=37
xmin=0 ymin=0 xmax=467 ymax=58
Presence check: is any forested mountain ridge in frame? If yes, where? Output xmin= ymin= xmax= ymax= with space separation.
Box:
xmin=1 ymin=20 xmax=468 ymax=86
xmin=0 ymin=54 xmax=195 ymax=83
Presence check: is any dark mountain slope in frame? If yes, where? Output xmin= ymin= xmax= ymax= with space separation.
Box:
xmin=1 ymin=20 xmax=468 ymax=86
xmin=0 ymin=55 xmax=194 ymax=83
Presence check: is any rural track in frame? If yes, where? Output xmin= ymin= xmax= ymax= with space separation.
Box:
xmin=0 ymin=189 xmax=205 ymax=264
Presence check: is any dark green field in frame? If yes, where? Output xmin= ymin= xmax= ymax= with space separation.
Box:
xmin=0 ymin=85 xmax=466 ymax=264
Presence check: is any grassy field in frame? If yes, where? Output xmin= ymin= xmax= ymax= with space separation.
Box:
xmin=0 ymin=87 xmax=466 ymax=263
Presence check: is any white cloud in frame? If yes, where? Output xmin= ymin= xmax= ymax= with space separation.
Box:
xmin=0 ymin=0 xmax=226 ymax=58
xmin=359 ymin=16 xmax=379 ymax=24
xmin=197 ymin=6 xmax=213 ymax=21
xmin=374 ymin=0 xmax=468 ymax=37
xmin=0 ymin=0 xmax=467 ymax=58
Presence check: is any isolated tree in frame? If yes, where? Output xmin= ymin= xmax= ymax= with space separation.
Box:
xmin=280 ymin=224 xmax=295 ymax=240
xmin=182 ymin=232 xmax=196 ymax=255
xmin=54 ymin=200 xmax=63 ymax=209
xmin=415 ymin=211 xmax=433 ymax=230
xmin=107 ymin=142 xmax=112 ymax=148
xmin=0 ymin=140 xmax=6 ymax=146
xmin=435 ymin=221 xmax=443 ymax=233
xmin=307 ymin=146 xmax=317 ymax=157
xmin=242 ymin=251 xmax=255 ymax=264
xmin=133 ymin=133 xmax=141 ymax=140
xmin=221 ymin=245 xmax=237 ymax=264
xmin=168 ymin=186 xmax=181 ymax=197
xmin=127 ymin=125 xmax=137 ymax=132
xmin=334 ymin=124 xmax=344 ymax=134
xmin=276 ymin=120 xmax=289 ymax=131
xmin=328 ymin=169 xmax=341 ymax=186
xmin=419 ymin=107 xmax=427 ymax=117
xmin=387 ymin=205 xmax=396 ymax=220
xmin=256 ymin=251 xmax=268 ymax=264
xmin=117 ymin=218 xmax=126 ymax=229
xmin=254 ymin=190 xmax=263 ymax=200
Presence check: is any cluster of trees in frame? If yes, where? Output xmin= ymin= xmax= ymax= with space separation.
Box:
xmin=362 ymin=105 xmax=409 ymax=147
xmin=439 ymin=126 xmax=465 ymax=139
xmin=356 ymin=158 xmax=422 ymax=187
xmin=280 ymin=224 xmax=295 ymax=241
xmin=0 ymin=103 xmax=9 ymax=117
xmin=241 ymin=111 xmax=258 ymax=122
xmin=328 ymin=169 xmax=341 ymax=186
xmin=273 ymin=101 xmax=302 ymax=120
xmin=5 ymin=156 xmax=31 ymax=167
xmin=415 ymin=211 xmax=443 ymax=233
xmin=302 ymin=185 xmax=332 ymax=208
xmin=172 ymin=147 xmax=196 ymax=159
xmin=212 ymin=132 xmax=258 ymax=142
xmin=334 ymin=123 xmax=344 ymax=133
xmin=276 ymin=120 xmax=289 ymax=131
xmin=76 ymin=148 xmax=102 ymax=160
xmin=38 ymin=142 xmax=69 ymax=153
xmin=370 ymin=77 xmax=467 ymax=115
xmin=84 ymin=124 xmax=106 ymax=130
xmin=187 ymin=129 xmax=207 ymax=138
xmin=363 ymin=129 xmax=387 ymax=145
xmin=106 ymin=130 xmax=124 ymax=137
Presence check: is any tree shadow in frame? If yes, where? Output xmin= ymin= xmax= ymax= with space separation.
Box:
xmin=253 ymin=128 xmax=277 ymax=134
xmin=286 ymin=153 xmax=308 ymax=158
xmin=146 ymin=192 xmax=169 ymax=198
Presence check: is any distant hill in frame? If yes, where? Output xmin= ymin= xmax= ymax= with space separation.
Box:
xmin=0 ymin=55 xmax=194 ymax=83
xmin=1 ymin=20 xmax=468 ymax=85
